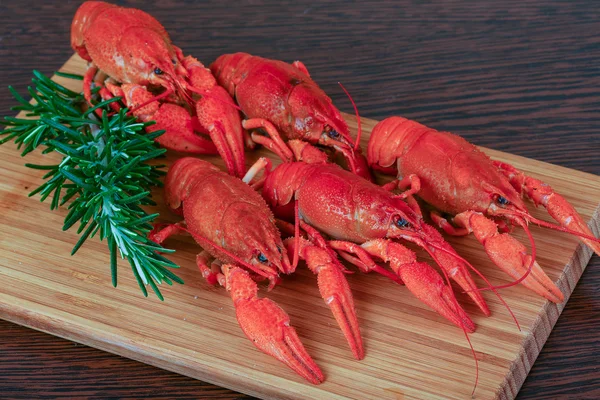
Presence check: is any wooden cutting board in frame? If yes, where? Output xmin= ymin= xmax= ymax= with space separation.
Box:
xmin=1 ymin=54 xmax=599 ymax=400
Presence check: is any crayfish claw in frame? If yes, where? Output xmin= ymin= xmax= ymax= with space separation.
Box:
xmin=457 ymin=211 xmax=564 ymax=303
xmin=485 ymin=234 xmax=564 ymax=303
xmin=419 ymin=224 xmax=491 ymax=316
xmin=318 ymin=265 xmax=364 ymax=360
xmin=223 ymin=266 xmax=323 ymax=384
xmin=285 ymin=238 xmax=364 ymax=359
xmin=361 ymin=239 xmax=475 ymax=332
xmin=494 ymin=160 xmax=600 ymax=257
xmin=399 ymin=261 xmax=476 ymax=333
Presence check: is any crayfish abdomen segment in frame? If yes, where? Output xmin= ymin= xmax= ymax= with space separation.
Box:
xmin=71 ymin=1 xmax=117 ymax=61
xmin=163 ymin=157 xmax=220 ymax=212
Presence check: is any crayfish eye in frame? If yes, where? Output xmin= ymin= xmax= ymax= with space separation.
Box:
xmin=323 ymin=125 xmax=340 ymax=139
xmin=496 ymin=195 xmax=510 ymax=206
xmin=257 ymin=253 xmax=268 ymax=263
xmin=395 ymin=217 xmax=411 ymax=228
xmin=154 ymin=67 xmax=163 ymax=75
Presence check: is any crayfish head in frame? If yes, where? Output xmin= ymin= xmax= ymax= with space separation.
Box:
xmin=384 ymin=199 xmax=423 ymax=242
xmin=222 ymin=204 xmax=293 ymax=278
xmin=287 ymin=82 xmax=354 ymax=148
xmin=481 ymin=182 xmax=528 ymax=224
xmin=118 ymin=28 xmax=188 ymax=102
xmin=251 ymin=242 xmax=293 ymax=278
xmin=243 ymin=234 xmax=292 ymax=280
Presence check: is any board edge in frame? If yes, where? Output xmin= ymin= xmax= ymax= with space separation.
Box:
xmin=496 ymin=205 xmax=600 ymax=400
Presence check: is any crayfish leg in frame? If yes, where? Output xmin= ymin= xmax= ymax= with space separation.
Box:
xmin=149 ymin=221 xmax=188 ymax=244
xmin=242 ymin=118 xmax=294 ymax=162
xmin=83 ymin=64 xmax=98 ymax=107
xmin=328 ymin=240 xmax=402 ymax=283
xmin=196 ymin=251 xmax=222 ymax=286
xmin=430 ymin=211 xmax=470 ymax=236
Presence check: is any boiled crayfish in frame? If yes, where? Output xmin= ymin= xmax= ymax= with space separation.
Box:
xmin=368 ymin=116 xmax=600 ymax=302
xmin=71 ymin=1 xmax=246 ymax=177
xmin=210 ymin=52 xmax=373 ymax=180
xmin=245 ymin=149 xmax=491 ymax=334
xmin=150 ymin=157 xmax=364 ymax=384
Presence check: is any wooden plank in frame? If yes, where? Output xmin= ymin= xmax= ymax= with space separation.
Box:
xmin=0 ymin=54 xmax=598 ymax=400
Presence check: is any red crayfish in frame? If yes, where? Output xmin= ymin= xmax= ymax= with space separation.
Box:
xmin=71 ymin=1 xmax=246 ymax=177
xmin=368 ymin=116 xmax=600 ymax=301
xmin=245 ymin=148 xmax=491 ymax=334
xmin=150 ymin=157 xmax=364 ymax=384
xmin=210 ymin=52 xmax=373 ymax=180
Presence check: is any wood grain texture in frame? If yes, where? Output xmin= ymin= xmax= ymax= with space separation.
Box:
xmin=1 ymin=53 xmax=599 ymax=400
xmin=0 ymin=1 xmax=599 ymax=399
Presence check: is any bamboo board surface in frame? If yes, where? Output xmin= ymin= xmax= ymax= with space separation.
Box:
xmin=1 ymin=54 xmax=599 ymax=400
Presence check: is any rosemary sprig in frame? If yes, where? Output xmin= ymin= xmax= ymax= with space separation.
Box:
xmin=0 ymin=70 xmax=183 ymax=300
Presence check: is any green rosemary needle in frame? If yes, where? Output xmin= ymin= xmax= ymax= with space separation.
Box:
xmin=0 ymin=70 xmax=183 ymax=300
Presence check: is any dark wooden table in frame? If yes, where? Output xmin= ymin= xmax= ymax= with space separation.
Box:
xmin=1 ymin=1 xmax=598 ymax=398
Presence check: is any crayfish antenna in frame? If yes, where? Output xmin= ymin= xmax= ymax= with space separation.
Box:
xmin=524 ymin=213 xmax=600 ymax=255
xmin=465 ymin=329 xmax=479 ymax=397
xmin=337 ymin=82 xmax=362 ymax=151
xmin=424 ymin=246 xmax=480 ymax=396
xmin=292 ymin=200 xmax=301 ymax=271
xmin=417 ymin=225 xmax=490 ymax=316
